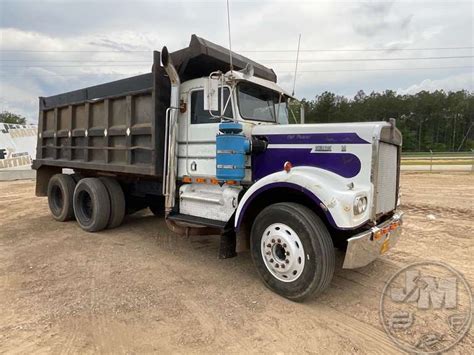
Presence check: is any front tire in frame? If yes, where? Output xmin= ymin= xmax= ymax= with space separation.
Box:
xmin=73 ymin=178 xmax=111 ymax=232
xmin=250 ymin=203 xmax=335 ymax=301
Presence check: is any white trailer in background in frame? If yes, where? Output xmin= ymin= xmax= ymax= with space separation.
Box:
xmin=0 ymin=123 xmax=37 ymax=180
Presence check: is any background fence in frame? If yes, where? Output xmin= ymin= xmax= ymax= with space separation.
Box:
xmin=401 ymin=150 xmax=474 ymax=172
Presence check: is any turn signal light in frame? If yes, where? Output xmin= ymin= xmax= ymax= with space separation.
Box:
xmin=284 ymin=161 xmax=293 ymax=173
xmin=373 ymin=230 xmax=384 ymax=241
xmin=373 ymin=223 xmax=398 ymax=241
xmin=182 ymin=176 xmax=192 ymax=183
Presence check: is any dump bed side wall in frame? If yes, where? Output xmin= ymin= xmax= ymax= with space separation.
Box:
xmin=34 ymin=51 xmax=170 ymax=178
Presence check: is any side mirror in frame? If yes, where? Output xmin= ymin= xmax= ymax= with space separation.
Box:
xmin=204 ymin=77 xmax=219 ymax=112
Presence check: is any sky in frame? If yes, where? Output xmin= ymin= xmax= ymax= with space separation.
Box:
xmin=0 ymin=0 xmax=473 ymax=123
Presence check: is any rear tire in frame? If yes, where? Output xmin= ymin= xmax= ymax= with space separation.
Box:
xmin=99 ymin=177 xmax=126 ymax=229
xmin=250 ymin=202 xmax=335 ymax=301
xmin=70 ymin=173 xmax=82 ymax=183
xmin=73 ymin=178 xmax=111 ymax=232
xmin=47 ymin=174 xmax=76 ymax=221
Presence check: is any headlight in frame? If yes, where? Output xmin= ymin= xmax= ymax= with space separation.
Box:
xmin=353 ymin=196 xmax=368 ymax=215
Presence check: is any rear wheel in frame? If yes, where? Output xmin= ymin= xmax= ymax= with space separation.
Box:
xmin=70 ymin=173 xmax=82 ymax=183
xmin=47 ymin=174 xmax=76 ymax=221
xmin=99 ymin=177 xmax=126 ymax=229
xmin=73 ymin=178 xmax=111 ymax=232
xmin=250 ymin=202 xmax=335 ymax=301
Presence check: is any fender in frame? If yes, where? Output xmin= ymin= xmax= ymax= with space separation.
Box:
xmin=235 ymin=166 xmax=373 ymax=230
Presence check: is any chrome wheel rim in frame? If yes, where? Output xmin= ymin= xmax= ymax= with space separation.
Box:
xmin=261 ymin=223 xmax=305 ymax=282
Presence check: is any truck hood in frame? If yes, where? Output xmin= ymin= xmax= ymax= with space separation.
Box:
xmin=249 ymin=122 xmax=397 ymax=182
xmin=251 ymin=121 xmax=392 ymax=145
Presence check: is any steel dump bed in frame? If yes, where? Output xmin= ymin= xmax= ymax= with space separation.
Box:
xmin=34 ymin=52 xmax=169 ymax=177
xmin=33 ymin=34 xmax=275 ymax=178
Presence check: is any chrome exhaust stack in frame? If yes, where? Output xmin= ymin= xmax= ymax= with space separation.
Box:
xmin=161 ymin=46 xmax=180 ymax=216
xmin=161 ymin=46 xmax=221 ymax=237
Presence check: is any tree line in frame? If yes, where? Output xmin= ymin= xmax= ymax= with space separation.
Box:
xmin=298 ymin=90 xmax=473 ymax=152
xmin=2 ymin=89 xmax=473 ymax=152
xmin=0 ymin=111 xmax=27 ymax=125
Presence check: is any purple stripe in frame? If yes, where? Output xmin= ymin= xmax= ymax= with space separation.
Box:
xmin=253 ymin=149 xmax=361 ymax=179
xmin=235 ymin=182 xmax=338 ymax=230
xmin=263 ymin=133 xmax=370 ymax=145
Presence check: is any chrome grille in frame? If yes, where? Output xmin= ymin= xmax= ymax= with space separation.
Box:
xmin=375 ymin=142 xmax=398 ymax=215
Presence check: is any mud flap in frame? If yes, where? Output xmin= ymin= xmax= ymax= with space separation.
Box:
xmin=219 ymin=228 xmax=237 ymax=259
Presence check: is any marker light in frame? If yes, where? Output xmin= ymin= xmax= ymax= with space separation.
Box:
xmin=284 ymin=161 xmax=293 ymax=173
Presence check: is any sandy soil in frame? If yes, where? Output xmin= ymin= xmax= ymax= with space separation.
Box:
xmin=0 ymin=172 xmax=472 ymax=354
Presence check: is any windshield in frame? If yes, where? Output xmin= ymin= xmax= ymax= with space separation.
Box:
xmin=237 ymin=82 xmax=289 ymax=124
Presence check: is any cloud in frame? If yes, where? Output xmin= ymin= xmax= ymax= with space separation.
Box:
xmin=0 ymin=0 xmax=473 ymax=122
xmin=0 ymin=81 xmax=40 ymax=122
xmin=351 ymin=1 xmax=413 ymax=38
xmin=398 ymin=72 xmax=474 ymax=95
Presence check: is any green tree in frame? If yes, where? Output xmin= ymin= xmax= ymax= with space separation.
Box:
xmin=300 ymin=90 xmax=473 ymax=152
xmin=0 ymin=111 xmax=27 ymax=125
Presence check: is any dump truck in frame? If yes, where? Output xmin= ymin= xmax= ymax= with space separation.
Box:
xmin=33 ymin=35 xmax=403 ymax=301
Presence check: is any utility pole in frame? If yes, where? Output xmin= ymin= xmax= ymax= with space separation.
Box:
xmin=452 ymin=113 xmax=457 ymax=151
xmin=457 ymin=122 xmax=473 ymax=151
xmin=418 ymin=118 xmax=422 ymax=152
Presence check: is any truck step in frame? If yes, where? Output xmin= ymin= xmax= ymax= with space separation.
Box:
xmin=167 ymin=213 xmax=227 ymax=230
xmin=180 ymin=191 xmax=223 ymax=205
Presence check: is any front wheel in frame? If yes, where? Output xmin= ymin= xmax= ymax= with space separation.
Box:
xmin=250 ymin=203 xmax=335 ymax=301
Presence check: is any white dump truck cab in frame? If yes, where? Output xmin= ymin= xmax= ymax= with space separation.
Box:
xmin=176 ymin=70 xmax=292 ymax=180
xmin=162 ymin=55 xmax=403 ymax=300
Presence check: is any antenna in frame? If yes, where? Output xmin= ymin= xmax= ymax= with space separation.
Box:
xmin=226 ymin=0 xmax=234 ymax=73
xmin=292 ymin=34 xmax=301 ymax=96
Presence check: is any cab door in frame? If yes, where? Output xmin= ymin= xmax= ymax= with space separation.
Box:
xmin=177 ymin=88 xmax=233 ymax=178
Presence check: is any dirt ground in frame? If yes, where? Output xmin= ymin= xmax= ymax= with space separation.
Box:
xmin=0 ymin=172 xmax=472 ymax=354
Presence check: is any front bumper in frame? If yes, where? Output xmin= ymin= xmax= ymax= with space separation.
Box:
xmin=343 ymin=211 xmax=404 ymax=269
